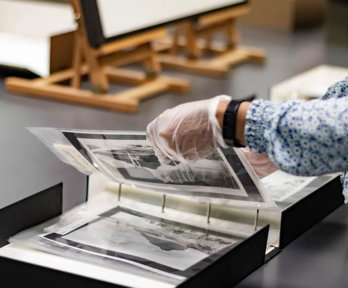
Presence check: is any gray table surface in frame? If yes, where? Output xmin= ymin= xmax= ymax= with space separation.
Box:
xmin=1 ymin=25 xmax=348 ymax=287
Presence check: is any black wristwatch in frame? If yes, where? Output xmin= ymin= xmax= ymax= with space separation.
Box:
xmin=223 ymin=95 xmax=255 ymax=147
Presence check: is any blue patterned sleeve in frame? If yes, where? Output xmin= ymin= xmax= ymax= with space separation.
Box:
xmin=322 ymin=77 xmax=348 ymax=100
xmin=244 ymin=97 xmax=348 ymax=176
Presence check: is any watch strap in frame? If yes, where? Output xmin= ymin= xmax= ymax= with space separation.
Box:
xmin=223 ymin=100 xmax=245 ymax=147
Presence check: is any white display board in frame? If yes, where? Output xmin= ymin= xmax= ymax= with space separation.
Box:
xmin=0 ymin=0 xmax=75 ymax=77
xmin=97 ymin=0 xmax=246 ymax=38
xmin=270 ymin=65 xmax=348 ymax=102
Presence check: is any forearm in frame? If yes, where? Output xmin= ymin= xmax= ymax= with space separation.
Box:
xmin=244 ymin=97 xmax=348 ymax=176
xmin=217 ymin=96 xmax=348 ymax=176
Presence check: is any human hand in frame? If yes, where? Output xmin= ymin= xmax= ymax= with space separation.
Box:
xmin=146 ymin=96 xmax=231 ymax=164
xmin=241 ymin=148 xmax=278 ymax=178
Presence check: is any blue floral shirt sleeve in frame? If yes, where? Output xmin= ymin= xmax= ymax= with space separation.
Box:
xmin=244 ymin=78 xmax=348 ymax=176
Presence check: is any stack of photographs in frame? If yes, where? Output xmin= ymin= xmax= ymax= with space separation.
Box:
xmin=39 ymin=206 xmax=242 ymax=280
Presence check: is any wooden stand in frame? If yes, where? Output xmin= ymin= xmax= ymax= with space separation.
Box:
xmin=5 ymin=0 xmax=189 ymax=113
xmin=156 ymin=5 xmax=266 ymax=77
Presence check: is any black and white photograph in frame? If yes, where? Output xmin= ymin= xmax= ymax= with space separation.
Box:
xmin=42 ymin=206 xmax=240 ymax=278
xmin=62 ymin=131 xmax=268 ymax=203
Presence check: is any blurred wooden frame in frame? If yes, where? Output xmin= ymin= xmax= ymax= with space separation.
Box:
xmin=156 ymin=4 xmax=266 ymax=77
xmin=6 ymin=0 xmax=189 ymax=113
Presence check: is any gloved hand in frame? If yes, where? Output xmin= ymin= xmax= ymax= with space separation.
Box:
xmin=146 ymin=95 xmax=231 ymax=164
xmin=241 ymin=148 xmax=278 ymax=179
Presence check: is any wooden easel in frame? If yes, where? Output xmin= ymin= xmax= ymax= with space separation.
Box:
xmin=156 ymin=5 xmax=266 ymax=77
xmin=5 ymin=0 xmax=189 ymax=113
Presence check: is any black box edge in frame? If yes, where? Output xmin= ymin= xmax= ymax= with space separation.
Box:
xmin=178 ymin=225 xmax=269 ymax=288
xmin=279 ymin=176 xmax=344 ymax=248
xmin=0 ymin=183 xmax=63 ymax=247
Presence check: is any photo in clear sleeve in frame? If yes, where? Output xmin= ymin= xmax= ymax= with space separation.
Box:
xmin=62 ymin=131 xmax=266 ymax=203
xmin=42 ymin=206 xmax=240 ymax=279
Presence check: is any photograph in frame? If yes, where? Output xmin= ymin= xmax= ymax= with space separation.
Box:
xmin=62 ymin=131 xmax=267 ymax=202
xmin=42 ymin=206 xmax=240 ymax=278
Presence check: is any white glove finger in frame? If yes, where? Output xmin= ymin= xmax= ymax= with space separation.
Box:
xmin=154 ymin=130 xmax=185 ymax=163
xmin=146 ymin=121 xmax=172 ymax=164
xmin=160 ymin=140 xmax=194 ymax=164
xmin=146 ymin=120 xmax=157 ymax=144
xmin=153 ymin=143 xmax=172 ymax=165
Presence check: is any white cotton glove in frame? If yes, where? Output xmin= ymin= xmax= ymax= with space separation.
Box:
xmin=146 ymin=95 xmax=231 ymax=164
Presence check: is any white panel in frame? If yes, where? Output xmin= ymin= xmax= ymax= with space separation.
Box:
xmin=0 ymin=0 xmax=75 ymax=38
xmin=0 ymin=0 xmax=76 ymax=77
xmin=97 ymin=0 xmax=245 ymax=38
xmin=270 ymin=65 xmax=348 ymax=102
xmin=0 ymin=33 xmax=49 ymax=76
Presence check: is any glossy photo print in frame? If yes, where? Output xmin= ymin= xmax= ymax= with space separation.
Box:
xmin=62 ymin=131 xmax=268 ymax=203
xmin=41 ymin=206 xmax=240 ymax=279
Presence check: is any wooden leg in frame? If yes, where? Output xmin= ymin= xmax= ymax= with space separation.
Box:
xmin=226 ymin=18 xmax=239 ymax=49
xmin=170 ymin=26 xmax=180 ymax=55
xmin=81 ymin=42 xmax=109 ymax=93
xmin=141 ymin=43 xmax=162 ymax=79
xmin=184 ymin=22 xmax=201 ymax=59
xmin=87 ymin=56 xmax=109 ymax=93
xmin=205 ymin=34 xmax=214 ymax=53
xmin=70 ymin=32 xmax=83 ymax=88
xmin=71 ymin=0 xmax=109 ymax=93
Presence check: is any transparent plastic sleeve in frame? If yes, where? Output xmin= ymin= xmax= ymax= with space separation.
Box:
xmin=29 ymin=127 xmax=275 ymax=209
xmin=29 ymin=127 xmax=97 ymax=175
xmin=9 ymin=197 xmax=249 ymax=284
